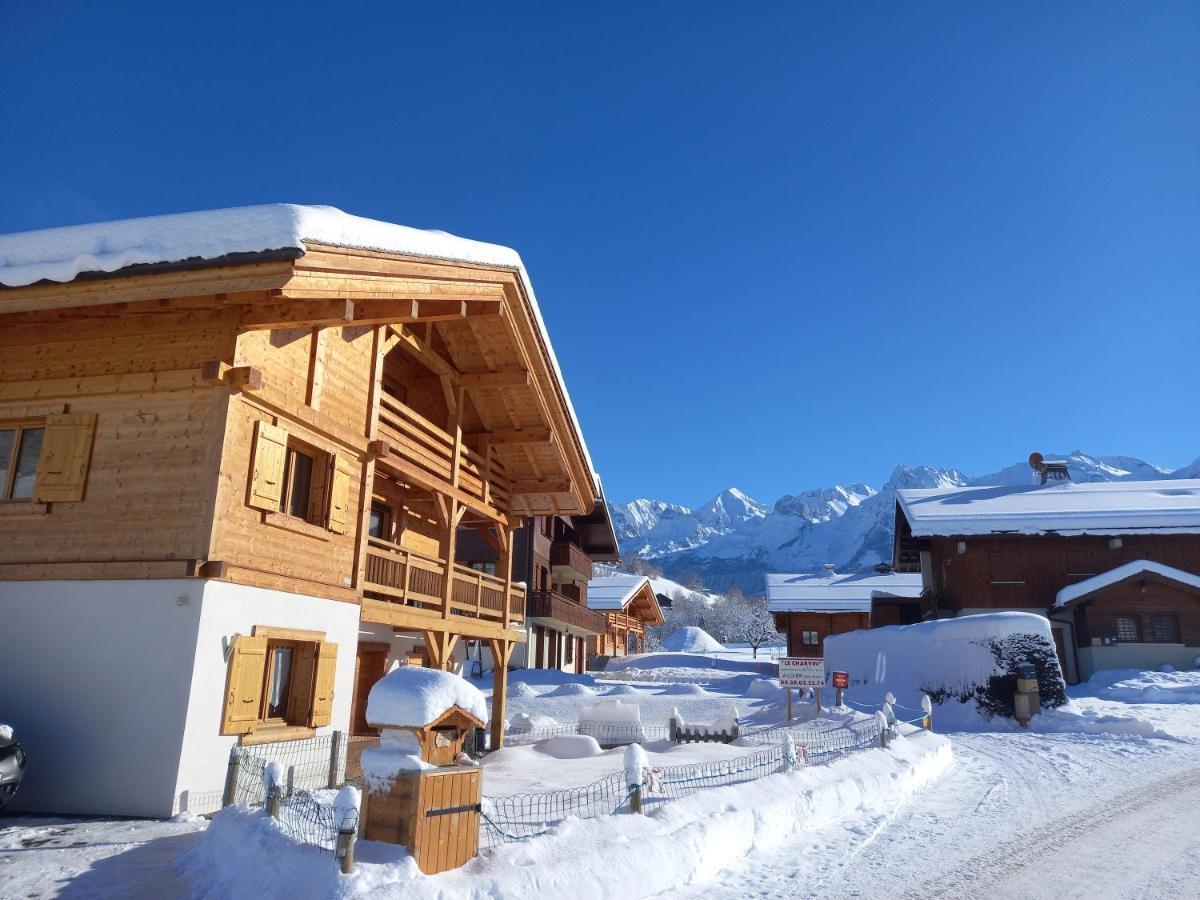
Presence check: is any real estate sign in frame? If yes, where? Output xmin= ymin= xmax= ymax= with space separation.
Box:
xmin=779 ymin=657 xmax=825 ymax=687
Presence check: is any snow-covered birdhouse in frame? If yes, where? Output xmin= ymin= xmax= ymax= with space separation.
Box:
xmin=364 ymin=665 xmax=487 ymax=770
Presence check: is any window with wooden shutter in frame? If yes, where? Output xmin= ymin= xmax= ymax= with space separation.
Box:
xmin=309 ymin=641 xmax=338 ymax=727
xmin=221 ymin=635 xmax=269 ymax=735
xmin=326 ymin=456 xmax=353 ymax=534
xmin=30 ymin=413 xmax=97 ymax=503
xmin=248 ymin=421 xmax=288 ymax=511
xmin=286 ymin=642 xmax=318 ymax=724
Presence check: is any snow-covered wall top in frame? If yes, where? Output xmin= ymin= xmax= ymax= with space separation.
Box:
xmin=365 ymin=664 xmax=487 ymax=728
xmin=898 ymin=479 xmax=1200 ymax=537
xmin=0 ymin=203 xmax=596 ymax=488
xmin=764 ymin=571 xmax=923 ymax=613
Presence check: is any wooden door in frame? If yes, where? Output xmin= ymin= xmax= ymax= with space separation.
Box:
xmin=1052 ymin=627 xmax=1072 ymax=684
xmin=575 ymin=637 xmax=584 ymax=674
xmin=351 ymin=645 xmax=389 ymax=735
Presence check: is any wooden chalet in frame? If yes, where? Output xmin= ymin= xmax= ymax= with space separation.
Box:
xmin=0 ymin=204 xmax=600 ymax=816
xmin=765 ymin=569 xmax=925 ymax=657
xmin=586 ymin=574 xmax=665 ymax=658
xmin=894 ymin=458 xmax=1200 ymax=682
xmin=456 ymin=500 xmax=621 ymax=673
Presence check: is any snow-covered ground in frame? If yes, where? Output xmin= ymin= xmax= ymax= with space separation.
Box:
xmin=3 ymin=667 xmax=1198 ymax=898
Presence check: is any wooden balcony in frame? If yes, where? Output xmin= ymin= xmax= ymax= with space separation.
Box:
xmin=362 ymin=536 xmax=526 ymax=638
xmin=527 ymin=589 xmax=606 ymax=634
xmin=550 ymin=539 xmax=593 ymax=580
xmin=376 ymin=394 xmax=512 ymax=518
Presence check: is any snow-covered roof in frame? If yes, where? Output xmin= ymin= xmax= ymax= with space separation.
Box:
xmin=765 ymin=571 xmax=924 ymax=613
xmin=0 ymin=203 xmax=597 ymax=490
xmin=365 ymin=664 xmax=487 ymax=728
xmin=897 ymin=479 xmax=1200 ymax=537
xmin=586 ymin=574 xmax=653 ymax=611
xmin=1055 ymin=560 xmax=1200 ymax=608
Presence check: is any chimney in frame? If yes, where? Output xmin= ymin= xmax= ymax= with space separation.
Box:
xmin=1028 ymin=452 xmax=1071 ymax=486
xmin=823 ymin=563 xmax=837 ymax=577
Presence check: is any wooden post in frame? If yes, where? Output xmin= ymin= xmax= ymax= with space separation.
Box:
xmin=336 ymin=825 xmax=357 ymax=875
xmin=329 ymin=730 xmax=344 ymax=788
xmin=835 ymin=686 xmax=845 ymax=709
xmin=488 ymin=638 xmax=513 ymax=750
xmin=222 ymin=745 xmax=240 ymax=807
xmin=267 ymin=785 xmax=282 ymax=819
xmin=630 ymin=784 xmax=644 ymax=814
xmin=786 ymin=687 xmax=792 ymax=722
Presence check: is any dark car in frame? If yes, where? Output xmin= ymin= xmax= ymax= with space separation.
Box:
xmin=0 ymin=726 xmax=26 ymax=811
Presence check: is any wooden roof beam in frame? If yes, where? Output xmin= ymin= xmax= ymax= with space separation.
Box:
xmin=240 ymin=298 xmax=353 ymax=329
xmin=465 ymin=428 xmax=554 ymax=446
xmin=510 ymin=478 xmax=571 ymax=495
xmin=461 ymin=369 xmax=530 ymax=389
xmin=386 ymin=324 xmax=458 ymax=381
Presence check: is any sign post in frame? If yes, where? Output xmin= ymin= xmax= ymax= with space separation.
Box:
xmin=832 ymin=670 xmax=849 ymax=708
xmin=779 ymin=658 xmax=826 ymax=721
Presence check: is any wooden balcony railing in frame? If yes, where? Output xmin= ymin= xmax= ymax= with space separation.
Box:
xmin=527 ymin=589 xmax=606 ymax=634
xmin=377 ymin=394 xmax=512 ymax=513
xmin=363 ymin=536 xmax=525 ymax=628
xmin=550 ymin=539 xmax=593 ymax=580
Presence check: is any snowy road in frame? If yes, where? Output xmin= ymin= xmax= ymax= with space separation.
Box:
xmin=660 ymin=714 xmax=1200 ymax=900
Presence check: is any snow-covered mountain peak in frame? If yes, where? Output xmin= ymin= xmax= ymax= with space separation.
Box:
xmin=886 ymin=465 xmax=971 ymax=490
xmin=696 ymin=488 xmax=769 ymax=528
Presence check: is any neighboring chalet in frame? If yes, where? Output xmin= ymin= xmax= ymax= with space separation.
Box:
xmin=0 ymin=204 xmax=601 ymax=817
xmin=894 ymin=459 xmax=1200 ymax=682
xmin=586 ymin=574 xmax=665 ymax=658
xmin=456 ymin=504 xmax=621 ymax=673
xmin=765 ymin=569 xmax=924 ymax=657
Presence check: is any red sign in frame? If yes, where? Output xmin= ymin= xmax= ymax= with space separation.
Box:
xmin=832 ymin=671 xmax=850 ymax=689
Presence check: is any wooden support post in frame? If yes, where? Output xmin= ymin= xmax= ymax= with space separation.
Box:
xmin=786 ymin=687 xmax=793 ymax=723
xmin=222 ymin=745 xmax=240 ymax=807
xmin=328 ymin=730 xmax=344 ymax=788
xmin=488 ymin=638 xmax=514 ymax=751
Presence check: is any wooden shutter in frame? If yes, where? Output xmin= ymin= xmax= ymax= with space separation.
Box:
xmin=33 ymin=413 xmax=97 ymax=503
xmin=326 ymin=456 xmax=353 ymax=534
xmin=221 ymin=635 xmax=268 ymax=735
xmin=287 ymin=642 xmax=318 ymax=725
xmin=248 ymin=421 xmax=288 ymax=511
xmin=309 ymin=641 xmax=338 ymax=727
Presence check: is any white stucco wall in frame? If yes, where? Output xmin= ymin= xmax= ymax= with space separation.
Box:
xmin=0 ymin=578 xmax=360 ymax=818
xmin=172 ymin=580 xmax=359 ymax=815
xmin=0 ymin=579 xmax=205 ymax=817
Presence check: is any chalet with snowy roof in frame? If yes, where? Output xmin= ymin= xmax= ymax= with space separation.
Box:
xmin=0 ymin=204 xmax=603 ymax=817
xmin=893 ymin=454 xmax=1200 ymax=682
xmin=765 ymin=569 xmax=925 ymax=657
xmin=586 ymin=574 xmax=665 ymax=659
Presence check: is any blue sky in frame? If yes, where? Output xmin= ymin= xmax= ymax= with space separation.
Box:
xmin=2 ymin=2 xmax=1197 ymax=506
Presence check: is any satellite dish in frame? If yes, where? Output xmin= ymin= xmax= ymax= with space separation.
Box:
xmin=1028 ymin=452 xmax=1045 ymax=472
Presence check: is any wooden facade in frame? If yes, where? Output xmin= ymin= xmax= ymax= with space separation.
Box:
xmin=591 ymin=578 xmax=665 ymax=658
xmin=774 ymin=611 xmax=870 ymax=658
xmin=0 ymin=237 xmax=599 ymax=750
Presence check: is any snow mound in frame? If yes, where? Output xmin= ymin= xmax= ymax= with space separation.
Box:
xmin=535 ymin=735 xmax=604 ymax=759
xmin=365 ymin=665 xmax=487 ymax=727
xmin=657 ymin=683 xmax=709 ymax=696
xmin=509 ymin=712 xmax=558 ymax=730
xmin=544 ymin=683 xmax=598 ymax=698
xmin=510 ymin=681 xmax=540 ymax=699
xmin=1079 ymin=669 xmax=1200 ymax=705
xmin=745 ymin=678 xmax=782 ymax=699
xmin=603 ymin=684 xmax=644 ymax=696
xmin=661 ymin=626 xmax=724 ymax=653
xmin=825 ymin=612 xmax=1068 ymax=721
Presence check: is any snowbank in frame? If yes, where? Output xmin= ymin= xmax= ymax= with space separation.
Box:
xmin=535 ymin=735 xmax=603 ymax=760
xmin=824 ymin=612 xmax=1068 ymax=720
xmin=578 ymin=700 xmax=641 ymax=724
xmin=543 ymin=683 xmax=597 ymax=698
xmin=365 ymin=666 xmax=487 ymax=727
xmin=1076 ymin=668 xmax=1200 ymax=705
xmin=184 ymin=730 xmax=952 ymax=899
xmin=661 ymin=626 xmax=724 ymax=653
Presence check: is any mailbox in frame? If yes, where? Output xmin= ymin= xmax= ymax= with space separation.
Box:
xmin=1012 ymin=661 xmax=1040 ymax=726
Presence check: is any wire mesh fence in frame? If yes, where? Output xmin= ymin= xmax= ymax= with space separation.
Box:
xmin=504 ymin=721 xmax=673 ymax=747
xmin=228 ymin=732 xmax=348 ymax=807
xmin=272 ymin=784 xmax=362 ymax=852
xmin=481 ymin=714 xmax=888 ymax=848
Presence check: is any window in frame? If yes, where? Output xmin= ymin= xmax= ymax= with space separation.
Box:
xmin=1150 ymin=615 xmax=1181 ymax=643
xmin=280 ymin=446 xmax=317 ymax=520
xmin=369 ymin=501 xmax=392 ymax=539
xmin=801 ymin=630 xmax=820 ymax=646
xmin=1115 ymin=616 xmax=1140 ymax=643
xmin=469 ymin=561 xmax=496 ymax=576
xmin=989 ymin=552 xmax=1025 ymax=584
xmin=221 ymin=630 xmax=338 ymax=737
xmin=0 ymin=413 xmax=97 ymax=504
xmin=249 ymin=421 xmax=353 ymax=534
xmin=0 ymin=423 xmax=44 ymax=500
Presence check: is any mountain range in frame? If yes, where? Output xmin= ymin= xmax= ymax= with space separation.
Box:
xmin=609 ymin=450 xmax=1200 ymax=595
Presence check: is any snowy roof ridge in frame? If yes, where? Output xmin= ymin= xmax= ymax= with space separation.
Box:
xmin=0 ymin=204 xmax=597 ymax=490
xmin=365 ymin=664 xmax=487 ymax=728
xmin=586 ymin=573 xmax=652 ymax=611
xmin=1055 ymin=560 xmax=1200 ymax=607
xmin=765 ymin=571 xmax=924 ymax=613
xmin=897 ymin=479 xmax=1200 ymax=538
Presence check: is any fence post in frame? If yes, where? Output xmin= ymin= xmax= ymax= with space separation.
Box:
xmin=336 ymin=825 xmax=357 ymax=874
xmin=222 ymin=745 xmax=241 ymax=808
xmin=921 ymin=695 xmax=934 ymax=731
xmin=286 ymin=765 xmax=296 ymax=797
xmin=875 ymin=711 xmax=890 ymax=748
xmin=329 ymin=730 xmax=344 ymax=788
xmin=267 ymin=785 xmax=283 ymax=819
xmin=624 ymin=743 xmax=648 ymax=814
